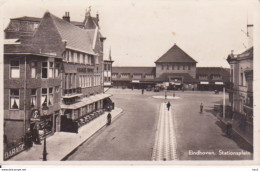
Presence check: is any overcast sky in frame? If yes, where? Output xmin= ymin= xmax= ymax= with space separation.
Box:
xmin=1 ymin=0 xmax=258 ymax=67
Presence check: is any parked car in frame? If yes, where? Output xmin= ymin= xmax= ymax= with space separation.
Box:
xmin=146 ymin=86 xmax=152 ymax=91
xmin=154 ymin=87 xmax=160 ymax=92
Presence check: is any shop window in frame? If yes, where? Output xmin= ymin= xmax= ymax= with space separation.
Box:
xmin=42 ymin=62 xmax=48 ymax=78
xmin=10 ymin=60 xmax=20 ymax=78
xmin=10 ymin=89 xmax=19 ymax=109
xmin=31 ymin=89 xmax=37 ymax=108
xmin=41 ymin=88 xmax=48 ymax=106
xmin=49 ymin=88 xmax=54 ymax=105
xmin=49 ymin=62 xmax=54 ymax=78
xmin=31 ymin=61 xmax=37 ymax=78
xmin=55 ymin=63 xmax=60 ymax=77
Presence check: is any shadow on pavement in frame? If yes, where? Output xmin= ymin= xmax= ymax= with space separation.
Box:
xmin=215 ymin=120 xmax=253 ymax=153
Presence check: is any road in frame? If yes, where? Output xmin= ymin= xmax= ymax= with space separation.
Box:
xmin=67 ymin=88 xmax=253 ymax=160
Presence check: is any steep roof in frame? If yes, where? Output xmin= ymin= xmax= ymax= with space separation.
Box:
xmin=45 ymin=12 xmax=96 ymax=55
xmin=155 ymin=44 xmax=197 ymax=63
xmin=112 ymin=67 xmax=156 ymax=75
xmin=155 ymin=73 xmax=198 ymax=83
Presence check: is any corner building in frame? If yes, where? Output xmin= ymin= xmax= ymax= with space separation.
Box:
xmin=3 ymin=10 xmax=112 ymax=153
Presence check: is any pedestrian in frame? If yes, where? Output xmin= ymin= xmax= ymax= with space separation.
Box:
xmin=200 ymin=103 xmax=203 ymax=113
xmin=173 ymin=92 xmax=175 ymax=97
xmin=167 ymin=101 xmax=171 ymax=111
xmin=34 ymin=122 xmax=41 ymax=144
xmin=142 ymin=89 xmax=144 ymax=95
xmin=107 ymin=113 xmax=112 ymax=126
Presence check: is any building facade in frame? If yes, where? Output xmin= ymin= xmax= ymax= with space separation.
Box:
xmin=226 ymin=24 xmax=253 ymax=142
xmin=3 ymin=10 xmax=112 ymax=159
xmin=112 ymin=44 xmax=230 ymax=90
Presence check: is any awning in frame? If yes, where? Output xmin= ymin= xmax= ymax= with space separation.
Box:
xmin=61 ymin=93 xmax=112 ymax=110
xmin=200 ymin=81 xmax=209 ymax=85
xmin=132 ymin=80 xmax=140 ymax=83
xmin=215 ymin=82 xmax=224 ymax=85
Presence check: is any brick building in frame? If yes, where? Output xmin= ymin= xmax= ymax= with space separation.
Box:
xmin=3 ymin=10 xmax=112 ymax=156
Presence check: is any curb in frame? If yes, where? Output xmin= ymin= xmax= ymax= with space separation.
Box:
xmin=61 ymin=108 xmax=124 ymax=161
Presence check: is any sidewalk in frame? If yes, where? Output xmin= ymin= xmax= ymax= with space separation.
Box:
xmin=9 ymin=107 xmax=123 ymax=161
xmin=217 ymin=115 xmax=253 ymax=152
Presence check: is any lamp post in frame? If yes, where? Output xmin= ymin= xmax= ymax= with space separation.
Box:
xmin=42 ymin=104 xmax=49 ymax=161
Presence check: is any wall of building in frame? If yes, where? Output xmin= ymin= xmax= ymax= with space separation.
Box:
xmin=156 ymin=63 xmax=196 ymax=78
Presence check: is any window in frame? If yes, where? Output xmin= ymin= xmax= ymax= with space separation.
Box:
xmin=172 ymin=65 xmax=174 ymax=70
xmin=31 ymin=62 xmax=36 ymax=78
xmin=55 ymin=86 xmax=59 ymax=93
xmin=104 ymin=64 xmax=107 ymax=70
xmin=49 ymin=88 xmax=54 ymax=105
xmin=41 ymin=88 xmax=48 ymax=106
xmin=241 ymin=73 xmax=244 ymax=86
xmin=183 ymin=65 xmax=185 ymax=70
xmin=166 ymin=65 xmax=169 ymax=70
xmin=161 ymin=65 xmax=164 ymax=70
xmin=55 ymin=63 xmax=60 ymax=77
xmin=177 ymin=65 xmax=180 ymax=70
xmin=77 ymin=52 xmax=80 ymax=63
xmin=79 ymin=75 xmax=82 ymax=87
xmin=188 ymin=65 xmax=191 ymax=70
xmin=10 ymin=60 xmax=20 ymax=78
xmin=108 ymin=64 xmax=111 ymax=70
xmin=42 ymin=62 xmax=48 ymax=78
xmin=67 ymin=50 xmax=70 ymax=62
xmin=49 ymin=62 xmax=54 ymax=78
xmin=71 ymin=51 xmax=74 ymax=62
xmin=84 ymin=54 xmax=88 ymax=64
xmin=10 ymin=89 xmax=19 ymax=109
xmin=83 ymin=54 xmax=85 ymax=64
xmin=31 ymin=89 xmax=37 ymax=108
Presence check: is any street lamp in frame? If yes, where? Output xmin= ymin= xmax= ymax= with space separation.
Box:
xmin=42 ymin=104 xmax=49 ymax=161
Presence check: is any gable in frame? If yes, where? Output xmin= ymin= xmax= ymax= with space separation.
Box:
xmin=155 ymin=44 xmax=197 ymax=63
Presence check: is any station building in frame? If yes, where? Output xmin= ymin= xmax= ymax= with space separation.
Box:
xmin=3 ymin=10 xmax=112 ymax=156
xmin=112 ymin=44 xmax=230 ymax=90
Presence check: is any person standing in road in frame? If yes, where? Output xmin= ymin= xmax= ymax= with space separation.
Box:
xmin=107 ymin=113 xmax=112 ymax=126
xmin=167 ymin=101 xmax=171 ymax=111
xmin=200 ymin=103 xmax=203 ymax=113
xmin=142 ymin=89 xmax=144 ymax=95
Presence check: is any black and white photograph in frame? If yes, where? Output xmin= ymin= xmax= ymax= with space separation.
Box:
xmin=0 ymin=0 xmax=260 ymax=166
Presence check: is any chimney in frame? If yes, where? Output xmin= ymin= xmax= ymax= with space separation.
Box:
xmin=96 ymin=12 xmax=99 ymax=24
xmin=62 ymin=11 xmax=70 ymax=22
xmin=247 ymin=24 xmax=253 ymax=48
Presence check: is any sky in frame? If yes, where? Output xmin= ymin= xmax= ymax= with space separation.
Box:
xmin=0 ymin=0 xmax=258 ymax=68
